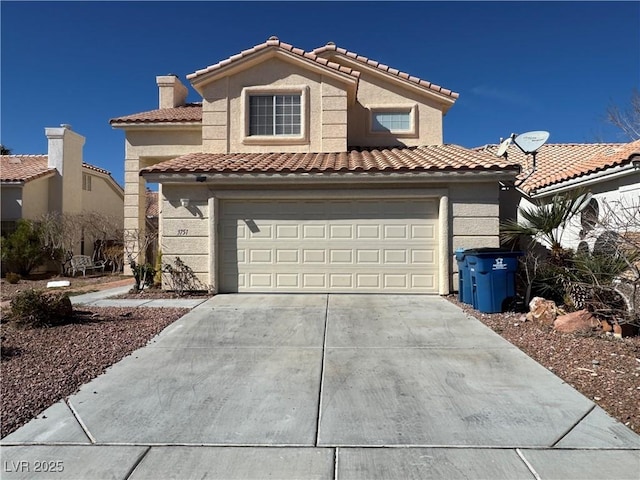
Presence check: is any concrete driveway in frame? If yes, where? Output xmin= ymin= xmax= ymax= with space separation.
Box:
xmin=2 ymin=294 xmax=639 ymax=479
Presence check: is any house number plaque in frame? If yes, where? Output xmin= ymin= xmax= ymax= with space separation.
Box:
xmin=177 ymin=229 xmax=188 ymax=236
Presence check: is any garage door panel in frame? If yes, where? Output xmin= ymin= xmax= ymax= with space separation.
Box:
xmin=220 ymin=199 xmax=438 ymax=293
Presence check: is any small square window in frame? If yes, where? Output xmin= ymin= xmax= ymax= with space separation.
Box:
xmin=372 ymin=112 xmax=411 ymax=132
xmin=368 ymin=105 xmax=417 ymax=137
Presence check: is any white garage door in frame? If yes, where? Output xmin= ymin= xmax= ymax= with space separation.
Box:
xmin=219 ymin=198 xmax=438 ymax=293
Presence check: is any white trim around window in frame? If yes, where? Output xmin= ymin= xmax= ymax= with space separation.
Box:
xmin=241 ymin=85 xmax=310 ymax=145
xmin=368 ymin=104 xmax=418 ymax=137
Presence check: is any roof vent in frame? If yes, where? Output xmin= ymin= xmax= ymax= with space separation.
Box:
xmin=60 ymin=124 xmax=72 ymax=130
xmin=326 ymin=41 xmax=335 ymax=46
xmin=268 ymin=35 xmax=279 ymax=41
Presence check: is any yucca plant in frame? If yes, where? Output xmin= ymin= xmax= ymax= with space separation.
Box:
xmin=500 ymin=189 xmax=593 ymax=256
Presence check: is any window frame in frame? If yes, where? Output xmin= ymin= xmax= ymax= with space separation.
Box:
xmin=368 ymin=104 xmax=418 ymax=138
xmin=241 ymin=85 xmax=309 ymax=145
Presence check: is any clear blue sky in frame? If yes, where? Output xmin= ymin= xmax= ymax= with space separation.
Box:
xmin=2 ymin=1 xmax=638 ymax=187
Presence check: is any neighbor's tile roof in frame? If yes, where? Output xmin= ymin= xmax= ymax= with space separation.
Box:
xmin=1 ymin=155 xmax=53 ymax=182
xmin=110 ymin=103 xmax=203 ymax=125
xmin=312 ymin=42 xmax=459 ymax=100
xmin=1 ymin=155 xmax=116 ymax=183
xmin=141 ymin=145 xmax=519 ymax=176
xmin=187 ymin=37 xmax=360 ymax=81
xmin=478 ymin=140 xmax=640 ymax=194
xmin=146 ymin=190 xmax=159 ymax=217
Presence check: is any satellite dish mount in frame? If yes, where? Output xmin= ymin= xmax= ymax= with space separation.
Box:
xmin=509 ymin=130 xmax=550 ymax=187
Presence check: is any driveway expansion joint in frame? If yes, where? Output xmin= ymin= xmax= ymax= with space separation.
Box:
xmin=516 ymin=448 xmax=542 ymax=480
xmin=66 ymin=399 xmax=96 ymax=444
xmin=550 ymin=404 xmax=596 ymax=447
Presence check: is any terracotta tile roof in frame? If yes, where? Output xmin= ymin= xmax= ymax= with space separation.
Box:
xmin=187 ymin=37 xmax=360 ymax=82
xmin=312 ymin=42 xmax=459 ymax=100
xmin=1 ymin=155 xmax=53 ymax=182
xmin=110 ymin=103 xmax=202 ymax=125
xmin=478 ymin=140 xmax=640 ymax=194
xmin=1 ymin=155 xmax=117 ymax=183
xmin=146 ymin=190 xmax=159 ymax=217
xmin=141 ymin=145 xmax=519 ymax=176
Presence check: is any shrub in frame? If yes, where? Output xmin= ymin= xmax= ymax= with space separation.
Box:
xmin=0 ymin=220 xmax=46 ymax=275
xmin=162 ymin=257 xmax=204 ymax=296
xmin=5 ymin=273 xmax=21 ymax=284
xmin=131 ymin=262 xmax=155 ymax=292
xmin=10 ymin=289 xmax=73 ymax=328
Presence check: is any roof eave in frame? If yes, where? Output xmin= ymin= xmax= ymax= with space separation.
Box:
xmin=189 ymin=48 xmax=359 ymax=99
xmin=526 ymin=161 xmax=640 ymax=198
xmin=110 ymin=122 xmax=202 ymax=130
xmin=141 ymin=168 xmax=518 ymax=185
xmin=315 ymin=50 xmax=458 ymax=110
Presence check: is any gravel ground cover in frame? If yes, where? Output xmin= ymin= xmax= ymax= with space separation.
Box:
xmin=447 ymin=296 xmax=640 ymax=433
xmin=1 ymin=274 xmax=130 ymax=302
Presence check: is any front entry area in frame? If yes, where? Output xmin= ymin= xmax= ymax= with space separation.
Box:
xmin=219 ymin=198 xmax=439 ymax=293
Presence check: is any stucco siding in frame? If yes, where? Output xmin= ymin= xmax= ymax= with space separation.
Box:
xmin=160 ymin=185 xmax=211 ymax=289
xmin=22 ymin=177 xmax=50 ymax=220
xmin=347 ymin=72 xmax=444 ymax=147
xmin=450 ymin=183 xmax=501 ymax=284
xmin=82 ymin=175 xmax=124 ymax=223
xmin=199 ymin=57 xmax=351 ymax=154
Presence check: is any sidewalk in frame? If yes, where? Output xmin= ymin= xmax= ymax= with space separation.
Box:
xmin=69 ymin=282 xmax=210 ymax=309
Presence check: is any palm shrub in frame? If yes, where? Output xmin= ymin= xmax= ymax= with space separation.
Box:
xmin=501 ymin=190 xmax=592 ymax=304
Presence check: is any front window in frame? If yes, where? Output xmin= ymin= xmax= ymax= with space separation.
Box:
xmin=249 ymin=95 xmax=301 ymax=136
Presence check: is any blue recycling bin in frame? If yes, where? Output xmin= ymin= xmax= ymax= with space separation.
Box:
xmin=454 ymin=248 xmax=473 ymax=304
xmin=466 ymin=248 xmax=523 ymax=313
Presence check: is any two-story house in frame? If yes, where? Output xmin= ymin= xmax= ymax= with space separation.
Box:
xmin=110 ymin=37 xmax=519 ymax=294
xmin=1 ymin=125 xmax=124 ymax=260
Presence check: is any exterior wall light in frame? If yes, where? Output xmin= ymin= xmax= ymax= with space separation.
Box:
xmin=180 ymin=198 xmax=190 ymax=207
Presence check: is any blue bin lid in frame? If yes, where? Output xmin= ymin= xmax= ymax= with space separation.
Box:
xmin=465 ymin=247 xmax=523 ymax=257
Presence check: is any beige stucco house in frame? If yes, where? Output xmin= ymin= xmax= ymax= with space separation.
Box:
xmin=111 ymin=37 xmax=519 ymax=294
xmin=1 ymin=125 xmax=124 ymax=257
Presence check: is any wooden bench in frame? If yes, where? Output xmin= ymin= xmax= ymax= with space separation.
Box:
xmin=70 ymin=255 xmax=106 ymax=277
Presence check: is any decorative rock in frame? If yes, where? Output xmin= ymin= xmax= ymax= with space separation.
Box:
xmin=601 ymin=320 xmax=613 ymax=333
xmin=526 ymin=296 xmax=558 ymax=325
xmin=47 ymin=280 xmax=71 ymax=288
xmin=553 ymin=309 xmax=601 ymax=334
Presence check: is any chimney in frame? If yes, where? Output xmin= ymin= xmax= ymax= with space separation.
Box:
xmin=45 ymin=124 xmax=85 ymax=215
xmin=157 ymin=74 xmax=188 ymax=109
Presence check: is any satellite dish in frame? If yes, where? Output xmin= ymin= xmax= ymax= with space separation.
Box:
xmin=514 ymin=131 xmax=550 ymax=154
xmin=496 ymin=138 xmax=511 ymax=157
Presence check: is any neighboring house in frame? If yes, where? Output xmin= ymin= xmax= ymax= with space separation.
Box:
xmin=1 ymin=125 xmax=124 ymax=259
xmin=110 ymin=37 xmax=519 ymax=294
xmin=480 ymin=140 xmax=640 ymax=251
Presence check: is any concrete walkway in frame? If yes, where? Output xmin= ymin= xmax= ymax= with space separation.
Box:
xmin=69 ymin=284 xmax=210 ymax=309
xmin=2 ymin=294 xmax=638 ymax=479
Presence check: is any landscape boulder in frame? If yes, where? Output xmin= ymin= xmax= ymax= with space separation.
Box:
xmin=526 ymin=297 xmax=558 ymax=325
xmin=553 ymin=309 xmax=601 ymax=334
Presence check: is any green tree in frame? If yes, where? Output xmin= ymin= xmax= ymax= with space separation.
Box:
xmin=0 ymin=145 xmax=11 ymax=155
xmin=0 ymin=220 xmax=46 ymax=275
